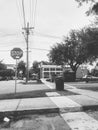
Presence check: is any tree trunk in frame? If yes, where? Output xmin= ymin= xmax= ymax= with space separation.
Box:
xmin=70 ymin=66 xmax=77 ymax=81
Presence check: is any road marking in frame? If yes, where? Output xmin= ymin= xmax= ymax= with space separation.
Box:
xmin=61 ymin=112 xmax=98 ymax=130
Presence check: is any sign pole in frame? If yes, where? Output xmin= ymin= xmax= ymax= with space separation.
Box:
xmin=15 ymin=59 xmax=18 ymax=94
xmin=10 ymin=48 xmax=23 ymax=94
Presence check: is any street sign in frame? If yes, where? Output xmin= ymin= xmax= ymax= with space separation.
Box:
xmin=11 ymin=48 xmax=23 ymax=59
xmin=11 ymin=48 xmax=23 ymax=94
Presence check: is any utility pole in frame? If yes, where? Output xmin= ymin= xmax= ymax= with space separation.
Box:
xmin=23 ymin=22 xmax=33 ymax=83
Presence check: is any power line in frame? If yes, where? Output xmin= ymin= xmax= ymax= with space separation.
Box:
xmin=32 ymin=0 xmax=37 ymax=28
xmin=16 ymin=0 xmax=23 ymax=28
xmin=30 ymin=47 xmax=50 ymax=51
xmin=22 ymin=0 xmax=26 ymax=27
xmin=30 ymin=0 xmax=32 ymax=27
xmin=0 ymin=46 xmax=50 ymax=52
xmin=31 ymin=30 xmax=61 ymax=39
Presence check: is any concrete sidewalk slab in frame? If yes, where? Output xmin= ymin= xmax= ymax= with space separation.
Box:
xmin=0 ymin=99 xmax=20 ymax=112
xmin=17 ymin=97 xmax=58 ymax=112
xmin=68 ymin=95 xmax=98 ymax=110
xmin=41 ymin=79 xmax=55 ymax=89
xmin=49 ymin=96 xmax=82 ymax=113
xmin=61 ymin=112 xmax=98 ymax=130
xmin=45 ymin=92 xmax=60 ymax=97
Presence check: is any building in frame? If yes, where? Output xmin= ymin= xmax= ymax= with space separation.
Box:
xmin=39 ymin=62 xmax=89 ymax=79
xmin=40 ymin=64 xmax=63 ymax=79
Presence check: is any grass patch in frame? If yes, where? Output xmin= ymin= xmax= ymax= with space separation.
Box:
xmin=0 ymin=89 xmax=54 ymax=100
xmin=79 ymin=87 xmax=98 ymax=91
xmin=0 ymin=89 xmax=78 ymax=100
xmin=57 ymin=90 xmax=79 ymax=96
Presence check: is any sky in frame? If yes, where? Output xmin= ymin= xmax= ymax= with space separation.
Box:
xmin=0 ymin=0 xmax=93 ymax=67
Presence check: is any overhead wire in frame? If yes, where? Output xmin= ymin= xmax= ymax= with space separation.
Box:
xmin=22 ymin=0 xmax=26 ymax=28
xmin=32 ymin=0 xmax=37 ymax=28
xmin=30 ymin=30 xmax=61 ymax=39
xmin=16 ymin=0 xmax=23 ymax=28
xmin=30 ymin=0 xmax=33 ymax=27
xmin=30 ymin=47 xmax=49 ymax=51
xmin=0 ymin=47 xmax=49 ymax=52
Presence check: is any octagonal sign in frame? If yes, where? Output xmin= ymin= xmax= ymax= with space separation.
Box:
xmin=11 ymin=48 xmax=23 ymax=59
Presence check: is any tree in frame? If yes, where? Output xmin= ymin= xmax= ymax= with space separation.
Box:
xmin=30 ymin=61 xmax=40 ymax=79
xmin=81 ymin=28 xmax=98 ymax=59
xmin=75 ymin=0 xmax=98 ymax=16
xmin=48 ymin=28 xmax=98 ymax=79
xmin=32 ymin=61 xmax=39 ymax=74
xmin=0 ymin=62 xmax=7 ymax=70
xmin=17 ymin=61 xmax=26 ymax=78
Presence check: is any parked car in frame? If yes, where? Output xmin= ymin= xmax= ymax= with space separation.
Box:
xmin=82 ymin=75 xmax=98 ymax=83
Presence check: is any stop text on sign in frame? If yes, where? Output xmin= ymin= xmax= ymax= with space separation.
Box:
xmin=11 ymin=48 xmax=23 ymax=59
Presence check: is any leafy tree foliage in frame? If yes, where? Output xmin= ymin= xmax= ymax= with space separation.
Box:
xmin=17 ymin=60 xmax=26 ymax=77
xmin=48 ymin=28 xmax=98 ymax=78
xmin=75 ymin=0 xmax=98 ymax=15
xmin=0 ymin=62 xmax=7 ymax=70
xmin=32 ymin=61 xmax=39 ymax=74
xmin=0 ymin=69 xmax=15 ymax=78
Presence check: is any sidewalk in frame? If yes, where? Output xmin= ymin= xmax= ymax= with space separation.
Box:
xmin=41 ymin=79 xmax=98 ymax=111
xmin=0 ymin=79 xmax=98 ymax=117
xmin=1 ymin=80 xmax=98 ymax=130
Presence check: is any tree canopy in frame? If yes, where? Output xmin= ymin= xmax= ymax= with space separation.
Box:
xmin=17 ymin=60 xmax=26 ymax=77
xmin=48 ymin=27 xmax=98 ymax=77
xmin=0 ymin=62 xmax=7 ymax=70
xmin=31 ymin=61 xmax=39 ymax=74
xmin=75 ymin=0 xmax=98 ymax=15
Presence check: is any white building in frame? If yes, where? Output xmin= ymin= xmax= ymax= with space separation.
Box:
xmin=40 ymin=64 xmax=63 ymax=78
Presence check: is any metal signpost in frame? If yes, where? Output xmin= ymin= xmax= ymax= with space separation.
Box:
xmin=11 ymin=48 xmax=23 ymax=94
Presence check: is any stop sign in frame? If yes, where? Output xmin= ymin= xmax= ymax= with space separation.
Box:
xmin=11 ymin=48 xmax=23 ymax=59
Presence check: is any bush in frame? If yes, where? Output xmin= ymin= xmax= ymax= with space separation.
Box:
xmin=91 ymin=69 xmax=98 ymax=77
xmin=0 ymin=69 xmax=15 ymax=80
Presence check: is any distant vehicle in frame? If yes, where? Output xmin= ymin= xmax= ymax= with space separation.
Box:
xmin=83 ymin=75 xmax=98 ymax=83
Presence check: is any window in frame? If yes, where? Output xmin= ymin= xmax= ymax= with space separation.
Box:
xmin=56 ymin=68 xmax=62 ymax=71
xmin=44 ymin=68 xmax=49 ymax=71
xmin=50 ymin=68 xmax=55 ymax=71
xmin=44 ymin=72 xmax=49 ymax=78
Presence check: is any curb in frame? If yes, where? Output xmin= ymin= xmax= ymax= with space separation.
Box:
xmin=0 ymin=107 xmax=59 ymax=119
xmin=0 ymin=104 xmax=98 ymax=119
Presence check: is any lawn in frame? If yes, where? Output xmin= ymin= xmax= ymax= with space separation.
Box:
xmin=68 ymin=82 xmax=98 ymax=91
xmin=0 ymin=89 xmax=78 ymax=100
